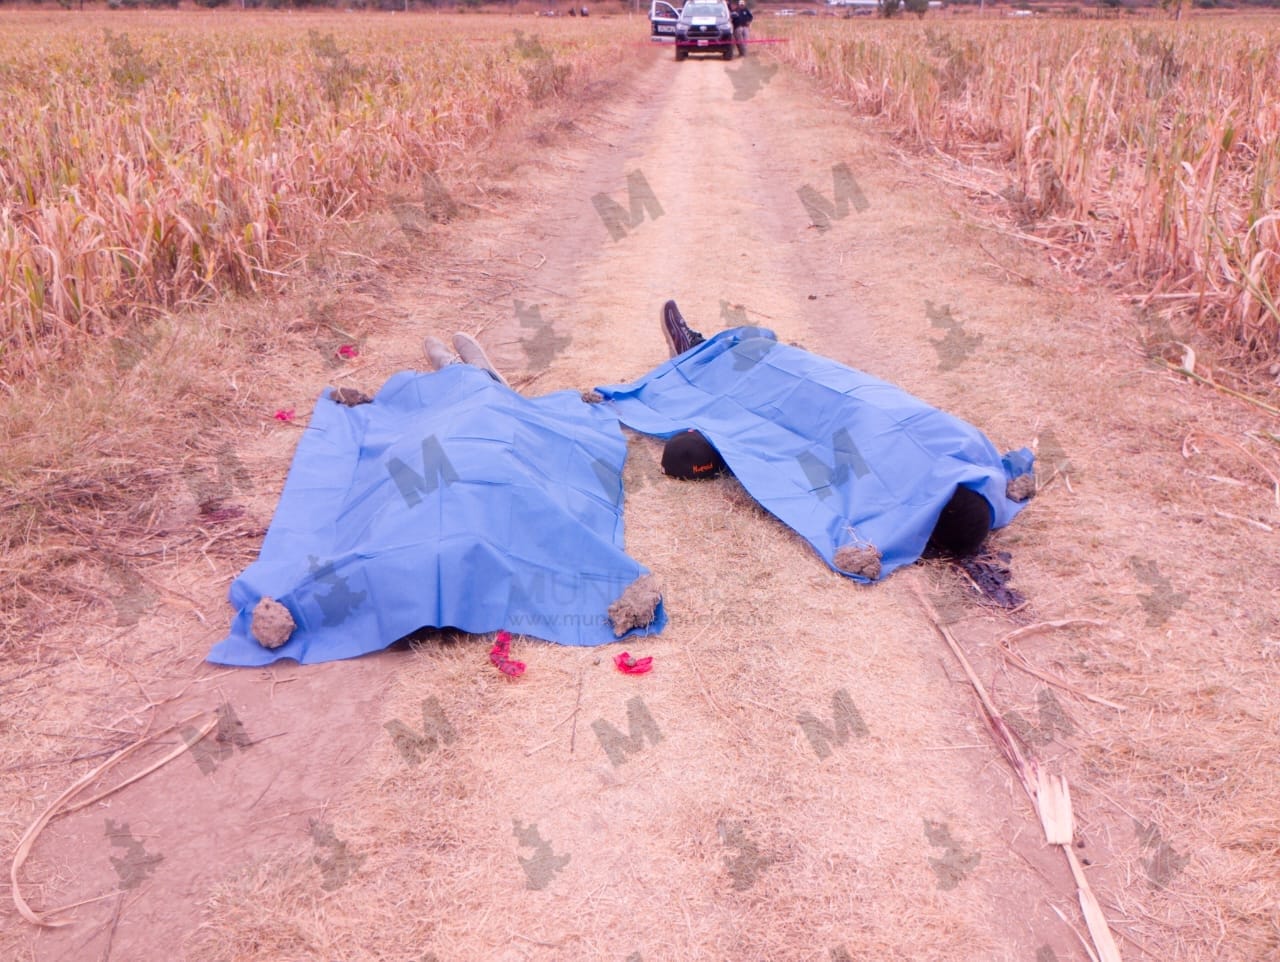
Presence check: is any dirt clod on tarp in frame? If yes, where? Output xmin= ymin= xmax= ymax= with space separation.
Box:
xmin=330 ymin=387 xmax=373 ymax=406
xmin=1006 ymin=473 xmax=1036 ymax=502
xmin=956 ymin=551 xmax=1025 ymax=609
xmin=251 ymin=597 xmax=296 ymax=648
xmin=834 ymin=543 xmax=882 ymax=580
xmin=608 ymin=574 xmax=662 ymax=637
xmin=580 ymin=389 xmax=604 ymax=404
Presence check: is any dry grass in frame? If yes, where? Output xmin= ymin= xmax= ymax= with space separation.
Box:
xmin=772 ymin=16 xmax=1280 ymax=363
xmin=974 ymin=291 xmax=1280 ymax=959
xmin=172 ymin=56 xmax=1280 ymax=961
xmin=0 ymin=11 xmax=617 ymax=377
xmin=0 ymin=313 xmax=260 ymax=654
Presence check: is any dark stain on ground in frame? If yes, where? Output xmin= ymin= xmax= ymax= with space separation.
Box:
xmin=956 ymin=550 xmax=1025 ymax=609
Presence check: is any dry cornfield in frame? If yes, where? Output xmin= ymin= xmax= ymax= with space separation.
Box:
xmin=774 ymin=16 xmax=1280 ymax=362
xmin=0 ymin=11 xmax=615 ymax=376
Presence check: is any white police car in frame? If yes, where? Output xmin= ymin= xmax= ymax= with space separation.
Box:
xmin=673 ymin=1 xmax=734 ymax=61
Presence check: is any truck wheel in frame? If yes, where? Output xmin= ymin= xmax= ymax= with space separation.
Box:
xmin=675 ymin=46 xmax=687 ymax=61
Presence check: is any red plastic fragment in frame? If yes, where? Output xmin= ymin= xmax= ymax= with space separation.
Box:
xmin=273 ymin=408 xmax=296 ymax=422
xmin=489 ymin=630 xmax=526 ymax=678
xmin=613 ymin=652 xmax=653 ymax=675
xmin=336 ymin=344 xmax=359 ymax=360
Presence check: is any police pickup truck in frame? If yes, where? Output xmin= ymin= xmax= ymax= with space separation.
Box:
xmin=671 ymin=1 xmax=735 ymax=61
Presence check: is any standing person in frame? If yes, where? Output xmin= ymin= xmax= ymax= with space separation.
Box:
xmin=731 ymin=0 xmax=753 ymax=58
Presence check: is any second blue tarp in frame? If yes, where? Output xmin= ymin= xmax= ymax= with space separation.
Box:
xmin=596 ymin=327 xmax=1033 ymax=581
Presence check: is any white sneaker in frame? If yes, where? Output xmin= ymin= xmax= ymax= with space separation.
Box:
xmin=452 ymin=332 xmax=509 ymax=387
xmin=423 ymin=335 xmax=459 ymax=371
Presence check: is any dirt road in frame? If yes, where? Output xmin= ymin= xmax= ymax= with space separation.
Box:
xmin=12 ymin=37 xmax=1278 ymax=962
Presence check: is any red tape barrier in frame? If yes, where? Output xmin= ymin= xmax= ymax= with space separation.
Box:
xmin=652 ymin=37 xmax=790 ymax=47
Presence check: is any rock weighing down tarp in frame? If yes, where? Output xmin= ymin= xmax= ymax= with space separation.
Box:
xmin=208 ymin=366 xmax=666 ymax=667
xmin=595 ymin=326 xmax=1033 ymax=581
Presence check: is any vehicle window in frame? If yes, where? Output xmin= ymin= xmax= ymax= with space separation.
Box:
xmin=683 ymin=4 xmax=723 ymax=17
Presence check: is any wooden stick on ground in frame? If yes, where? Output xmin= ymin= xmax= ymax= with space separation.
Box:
xmin=998 ymin=644 xmax=1126 ymax=712
xmin=993 ymin=617 xmax=1124 ymax=712
xmin=1156 ymin=357 xmax=1280 ymax=418
xmin=997 ymin=619 xmax=1107 ymax=648
xmin=912 ymin=587 xmax=1035 ymax=797
xmin=913 ymin=584 xmax=1122 ymax=962
xmin=1064 ymin=846 xmax=1123 ymax=962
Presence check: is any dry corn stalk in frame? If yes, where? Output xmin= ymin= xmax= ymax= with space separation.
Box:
xmin=11 ymin=713 xmax=216 ymax=928
xmin=1 ymin=19 xmax=623 ymax=376
xmin=775 ymin=18 xmax=1280 ymax=357
xmin=913 ymin=585 xmax=1122 ymax=962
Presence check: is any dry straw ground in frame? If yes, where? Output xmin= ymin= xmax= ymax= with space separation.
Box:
xmin=3 ymin=9 xmax=1280 ymax=962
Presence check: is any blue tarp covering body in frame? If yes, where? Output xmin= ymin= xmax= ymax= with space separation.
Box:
xmin=208 ymin=366 xmax=665 ymax=667
xmin=596 ymin=326 xmax=1033 ymax=581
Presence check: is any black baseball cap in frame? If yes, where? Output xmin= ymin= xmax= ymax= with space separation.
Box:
xmin=661 ymin=430 xmax=726 ymax=480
